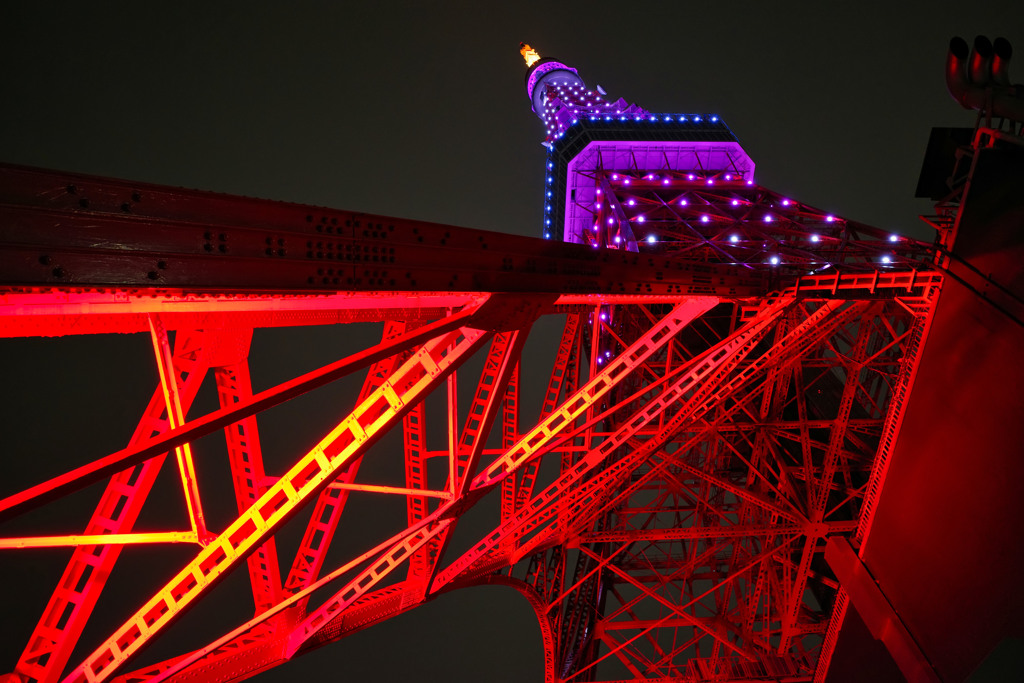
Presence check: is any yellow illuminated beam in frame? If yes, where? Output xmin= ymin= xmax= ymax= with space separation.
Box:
xmin=0 ymin=532 xmax=199 ymax=549
xmin=148 ymin=314 xmax=211 ymax=544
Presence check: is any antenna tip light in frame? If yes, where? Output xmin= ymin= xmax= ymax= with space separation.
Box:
xmin=520 ymin=43 xmax=541 ymax=68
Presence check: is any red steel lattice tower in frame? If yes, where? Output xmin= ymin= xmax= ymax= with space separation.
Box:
xmin=0 ymin=46 xmax=952 ymax=683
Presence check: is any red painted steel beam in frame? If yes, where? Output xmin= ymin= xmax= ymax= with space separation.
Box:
xmin=0 ymin=289 xmax=472 ymax=338
xmin=13 ymin=331 xmax=213 ymax=683
xmin=282 ymin=320 xmax=410 ymax=610
xmin=118 ymin=512 xmax=459 ymax=683
xmin=213 ymin=343 xmax=283 ymax=616
xmin=0 ymin=304 xmax=479 ymax=524
xmin=147 ymin=315 xmax=211 ymax=544
xmin=471 ymin=298 xmax=720 ymax=491
xmin=824 ymin=537 xmax=939 ymax=683
xmin=60 ymin=325 xmax=491 ymax=683
xmin=514 ymin=314 xmax=582 ymax=513
xmin=0 ymin=533 xmax=198 ymax=549
xmin=403 ymin=401 xmax=430 ymax=582
xmin=406 ymin=328 xmax=531 ymax=602
xmin=0 ymin=270 xmax=938 ymax=339
xmin=0 ymin=164 xmax=766 ymax=297
xmin=499 ymin=357 xmax=522 ymax=523
xmin=434 ymin=301 xmax=790 ymax=591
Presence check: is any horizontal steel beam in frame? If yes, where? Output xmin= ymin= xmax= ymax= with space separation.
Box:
xmin=0 ymin=164 xmax=766 ymax=297
xmin=0 ymin=532 xmax=197 ymax=549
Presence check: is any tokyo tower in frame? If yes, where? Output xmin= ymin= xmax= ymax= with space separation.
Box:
xmin=1 ymin=39 xmax=1022 ymax=683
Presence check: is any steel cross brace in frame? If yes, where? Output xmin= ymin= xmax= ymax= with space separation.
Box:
xmin=570 ymin=534 xmax=804 ymax=680
xmin=0 ymin=306 xmax=479 ymax=525
xmin=433 ymin=299 xmax=791 ymax=591
xmin=122 ymin=508 xmax=457 ymax=683
xmin=282 ymin=320 xmax=411 ymax=610
xmin=551 ymin=299 xmax=875 ymax=676
xmin=471 ymin=297 xmax=719 ymax=491
xmin=780 ymin=303 xmax=879 ymax=652
xmin=510 ymin=313 xmax=582 ymax=518
xmin=407 ymin=328 xmax=529 ymax=601
xmin=60 ymin=324 xmax=490 ymax=683
xmin=572 ymin=545 xmax=755 ymax=666
xmin=286 ymin=323 xmax=538 ymax=655
xmin=13 ymin=330 xmax=213 ymax=683
xmin=213 ymin=335 xmax=283 ymax=616
xmin=147 ymin=315 xmax=210 ymax=544
xmin=429 ymin=299 xmax=724 ymax=591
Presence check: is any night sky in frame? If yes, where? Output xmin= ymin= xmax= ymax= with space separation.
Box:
xmin=1 ymin=2 xmax=1021 ymax=681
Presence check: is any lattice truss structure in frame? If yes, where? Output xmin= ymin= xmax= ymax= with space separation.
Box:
xmin=0 ymin=165 xmax=940 ymax=683
xmin=0 ymin=53 xmax=945 ymax=683
xmin=560 ymin=168 xmax=931 ymax=271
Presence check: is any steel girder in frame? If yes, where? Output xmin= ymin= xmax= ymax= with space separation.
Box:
xmin=0 ymin=166 xmax=940 ymax=683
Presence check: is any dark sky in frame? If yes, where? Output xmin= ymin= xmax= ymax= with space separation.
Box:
xmin=1 ymin=2 xmax=1022 ymax=681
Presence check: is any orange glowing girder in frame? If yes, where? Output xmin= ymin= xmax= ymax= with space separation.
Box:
xmin=0 ymin=165 xmax=942 ymax=683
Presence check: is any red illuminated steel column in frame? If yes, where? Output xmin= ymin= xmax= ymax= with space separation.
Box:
xmin=212 ymin=330 xmax=283 ymax=616
xmin=12 ymin=330 xmax=214 ymax=683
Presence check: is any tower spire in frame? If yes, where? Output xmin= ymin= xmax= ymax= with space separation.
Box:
xmin=520 ymin=45 xmax=645 ymax=144
xmin=519 ymin=42 xmax=540 ymax=67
